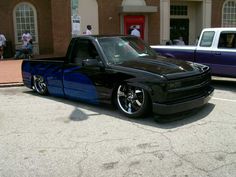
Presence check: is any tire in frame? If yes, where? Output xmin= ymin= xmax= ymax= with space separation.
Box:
xmin=33 ymin=75 xmax=48 ymax=95
xmin=115 ymin=83 xmax=150 ymax=118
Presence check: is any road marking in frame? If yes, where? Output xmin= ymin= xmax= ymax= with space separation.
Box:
xmin=212 ymin=97 xmax=236 ymax=103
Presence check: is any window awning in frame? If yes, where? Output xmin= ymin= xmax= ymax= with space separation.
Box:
xmin=120 ymin=5 xmax=158 ymax=13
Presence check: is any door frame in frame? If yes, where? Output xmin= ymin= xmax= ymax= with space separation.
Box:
xmin=120 ymin=14 xmax=148 ymax=41
xmin=170 ymin=18 xmax=189 ymax=45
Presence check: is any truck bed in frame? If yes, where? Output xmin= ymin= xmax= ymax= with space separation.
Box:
xmin=28 ymin=56 xmax=66 ymax=62
xmin=151 ymin=45 xmax=196 ymax=62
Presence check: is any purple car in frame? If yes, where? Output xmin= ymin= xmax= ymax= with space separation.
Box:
xmin=152 ymin=28 xmax=236 ymax=78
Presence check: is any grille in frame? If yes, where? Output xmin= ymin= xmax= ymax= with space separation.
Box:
xmin=175 ymin=72 xmax=210 ymax=88
xmin=165 ymin=72 xmax=211 ymax=103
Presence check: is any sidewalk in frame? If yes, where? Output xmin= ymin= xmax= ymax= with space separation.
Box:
xmin=0 ymin=59 xmax=23 ymax=87
xmin=0 ymin=54 xmax=60 ymax=87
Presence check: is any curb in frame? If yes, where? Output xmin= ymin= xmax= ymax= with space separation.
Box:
xmin=0 ymin=82 xmax=24 ymax=88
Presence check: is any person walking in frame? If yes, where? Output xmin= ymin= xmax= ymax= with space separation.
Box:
xmin=0 ymin=33 xmax=6 ymax=59
xmin=85 ymin=25 xmax=92 ymax=35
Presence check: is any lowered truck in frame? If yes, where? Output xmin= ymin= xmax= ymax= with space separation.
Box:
xmin=22 ymin=35 xmax=213 ymax=118
xmin=151 ymin=28 xmax=236 ymax=78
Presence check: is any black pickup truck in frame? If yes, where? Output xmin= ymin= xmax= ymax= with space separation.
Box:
xmin=22 ymin=35 xmax=214 ymax=118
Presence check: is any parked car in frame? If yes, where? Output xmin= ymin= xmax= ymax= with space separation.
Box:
xmin=151 ymin=28 xmax=236 ymax=78
xmin=22 ymin=35 xmax=214 ymax=118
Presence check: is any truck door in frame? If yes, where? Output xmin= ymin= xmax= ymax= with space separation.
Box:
xmin=63 ymin=38 xmax=110 ymax=104
xmin=211 ymin=31 xmax=236 ymax=77
xmin=195 ymin=30 xmax=215 ymax=69
xmin=196 ymin=30 xmax=236 ymax=77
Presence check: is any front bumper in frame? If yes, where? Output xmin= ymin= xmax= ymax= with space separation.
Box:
xmin=152 ymin=87 xmax=214 ymax=115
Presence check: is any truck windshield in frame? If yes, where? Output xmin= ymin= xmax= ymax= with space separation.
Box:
xmin=98 ymin=36 xmax=157 ymax=64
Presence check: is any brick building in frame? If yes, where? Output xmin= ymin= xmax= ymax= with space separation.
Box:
xmin=0 ymin=0 xmax=71 ymax=57
xmin=0 ymin=0 xmax=235 ymax=57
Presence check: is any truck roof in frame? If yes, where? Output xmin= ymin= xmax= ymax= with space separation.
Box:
xmin=72 ymin=35 xmax=131 ymax=39
xmin=202 ymin=27 xmax=236 ymax=32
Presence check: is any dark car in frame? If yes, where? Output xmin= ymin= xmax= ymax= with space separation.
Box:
xmin=22 ymin=35 xmax=214 ymax=118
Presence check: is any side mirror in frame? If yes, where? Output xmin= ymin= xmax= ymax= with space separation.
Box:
xmin=82 ymin=59 xmax=103 ymax=67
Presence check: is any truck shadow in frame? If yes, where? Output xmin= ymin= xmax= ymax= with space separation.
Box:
xmin=212 ymin=77 xmax=236 ymax=93
xmin=24 ymin=90 xmax=215 ymax=129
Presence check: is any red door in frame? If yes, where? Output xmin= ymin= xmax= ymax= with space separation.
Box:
xmin=124 ymin=15 xmax=145 ymax=39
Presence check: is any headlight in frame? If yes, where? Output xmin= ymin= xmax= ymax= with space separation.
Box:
xmin=187 ymin=61 xmax=209 ymax=71
xmin=187 ymin=61 xmax=197 ymax=68
xmin=167 ymin=81 xmax=182 ymax=90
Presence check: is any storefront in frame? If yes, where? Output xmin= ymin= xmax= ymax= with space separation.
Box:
xmin=160 ymin=0 xmax=212 ymax=45
xmin=120 ymin=0 xmax=158 ymax=42
xmin=0 ymin=0 xmax=235 ymax=58
xmin=96 ymin=0 xmax=159 ymax=44
xmin=0 ymin=0 xmax=71 ymax=57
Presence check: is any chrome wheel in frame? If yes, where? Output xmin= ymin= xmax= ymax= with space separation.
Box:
xmin=33 ymin=75 xmax=48 ymax=95
xmin=116 ymin=84 xmax=149 ymax=117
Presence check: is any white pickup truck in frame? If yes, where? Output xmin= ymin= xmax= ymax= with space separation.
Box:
xmin=152 ymin=28 xmax=236 ymax=78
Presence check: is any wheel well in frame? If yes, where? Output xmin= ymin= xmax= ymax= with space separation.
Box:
xmin=31 ymin=75 xmax=34 ymax=89
xmin=111 ymin=81 xmax=152 ymax=110
xmin=31 ymin=75 xmax=48 ymax=95
xmin=111 ymin=82 xmax=123 ymax=107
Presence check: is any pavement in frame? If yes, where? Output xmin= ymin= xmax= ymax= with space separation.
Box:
xmin=0 ymin=59 xmax=23 ymax=87
xmin=0 ymin=85 xmax=236 ymax=177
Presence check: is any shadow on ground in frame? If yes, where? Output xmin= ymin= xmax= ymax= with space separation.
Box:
xmin=212 ymin=78 xmax=236 ymax=93
xmin=24 ymin=89 xmax=215 ymax=130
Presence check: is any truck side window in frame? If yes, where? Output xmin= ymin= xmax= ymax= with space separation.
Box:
xmin=200 ymin=31 xmax=215 ymax=47
xmin=71 ymin=39 xmax=99 ymax=65
xmin=232 ymin=36 xmax=236 ymax=48
xmin=218 ymin=32 xmax=236 ymax=49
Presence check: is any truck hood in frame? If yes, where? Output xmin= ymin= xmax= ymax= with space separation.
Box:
xmin=115 ymin=56 xmax=206 ymax=79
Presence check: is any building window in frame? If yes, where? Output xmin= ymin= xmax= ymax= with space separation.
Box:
xmin=170 ymin=5 xmax=188 ymax=16
xmin=13 ymin=2 xmax=38 ymax=44
xmin=222 ymin=0 xmax=236 ymax=27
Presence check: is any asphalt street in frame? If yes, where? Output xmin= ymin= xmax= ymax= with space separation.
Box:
xmin=0 ymin=79 xmax=235 ymax=177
